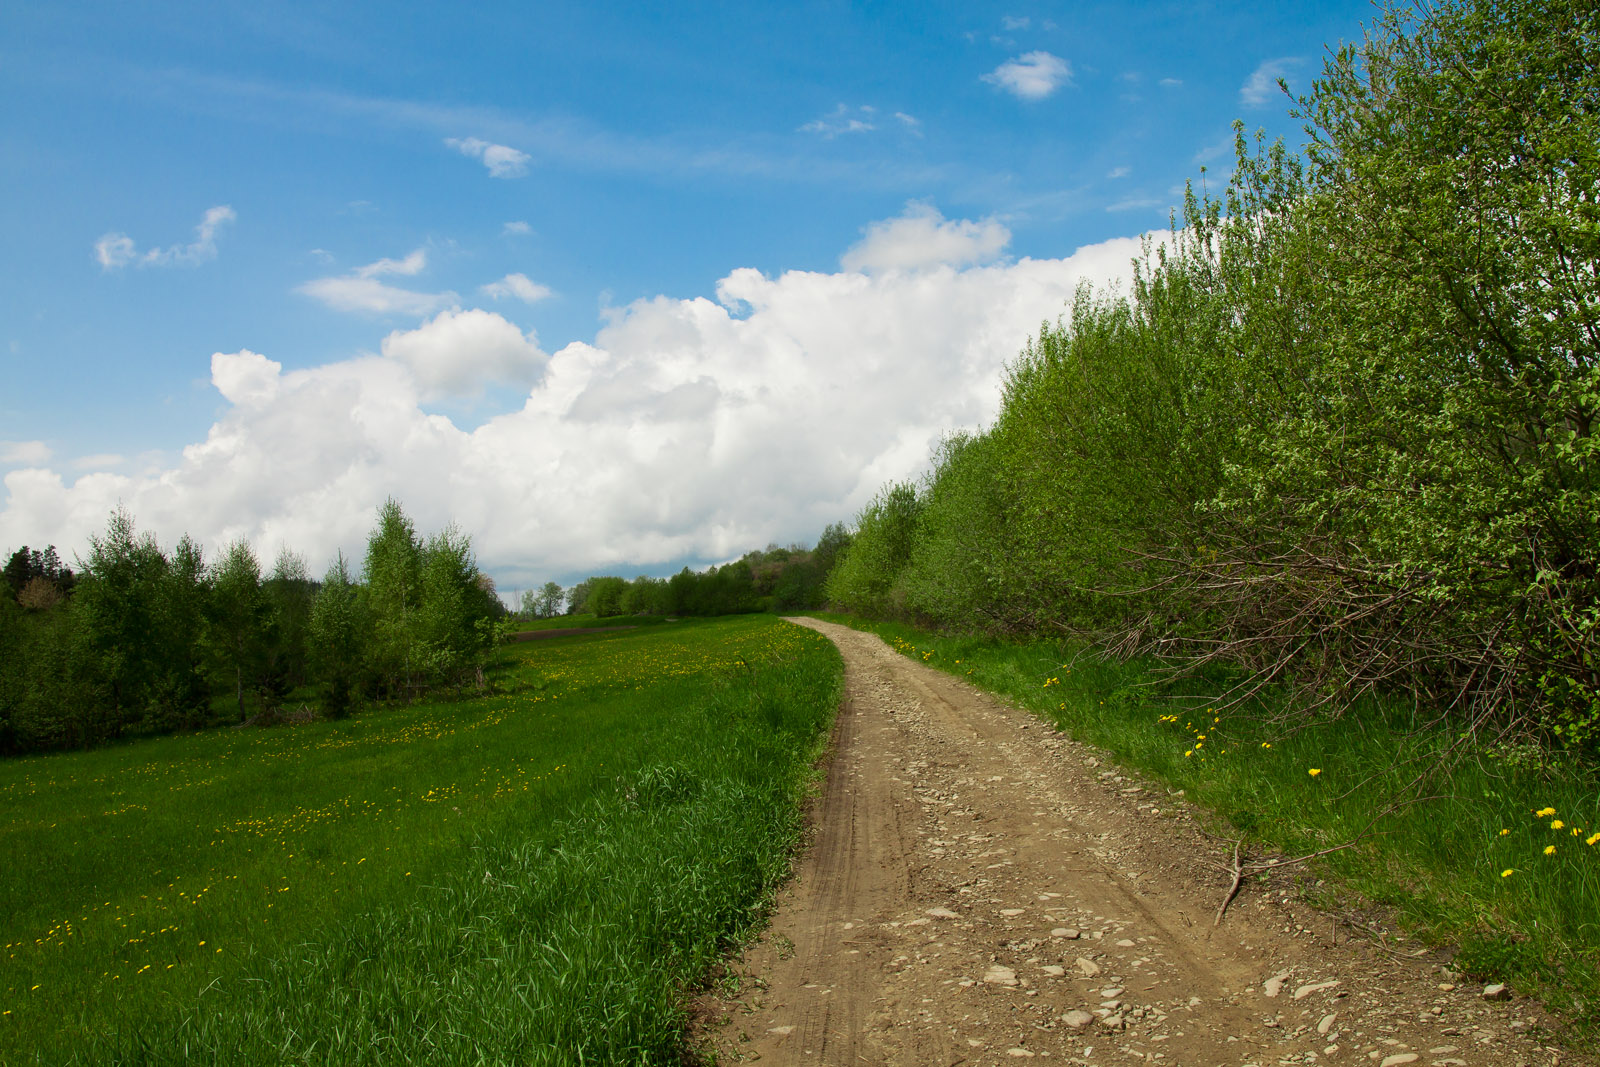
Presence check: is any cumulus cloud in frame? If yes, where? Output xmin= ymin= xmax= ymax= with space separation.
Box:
xmin=1240 ymin=58 xmax=1299 ymax=108
xmin=481 ymin=273 xmax=553 ymax=303
xmin=984 ymin=51 xmax=1073 ymax=100
xmin=296 ymin=249 xmax=457 ymax=316
xmin=95 ymin=205 xmax=236 ymax=270
xmin=3 ymin=211 xmax=1156 ymax=591
xmin=446 ymin=137 xmax=531 ymax=178
xmin=502 ymin=220 xmax=533 ymax=237
xmin=379 ymin=308 xmax=547 ymax=400
xmin=841 ymin=202 xmax=1011 ymax=274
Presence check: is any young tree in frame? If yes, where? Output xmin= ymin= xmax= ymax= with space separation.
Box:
xmin=150 ymin=534 xmax=211 ymax=730
xmin=262 ymin=548 xmax=315 ymax=699
xmin=416 ymin=524 xmax=489 ymax=689
xmin=209 ymin=539 xmax=266 ymax=721
xmin=76 ymin=508 xmax=170 ymax=736
xmin=309 ymin=552 xmax=369 ymax=718
xmin=363 ymin=498 xmax=423 ymax=696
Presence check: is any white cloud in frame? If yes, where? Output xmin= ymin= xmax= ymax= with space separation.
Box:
xmin=1001 ymin=15 xmax=1030 ymax=30
xmin=841 ymin=202 xmax=1011 ymax=274
xmin=502 ymin=220 xmax=533 ymax=237
xmin=296 ymin=249 xmax=457 ymax=315
xmin=379 ymin=308 xmax=547 ymax=400
xmin=983 ymin=51 xmax=1073 ymax=100
xmin=3 ymin=213 xmax=1156 ymax=591
xmin=446 ymin=136 xmax=531 ymax=178
xmin=1107 ymin=165 xmax=1131 ymax=179
xmin=481 ymin=273 xmax=553 ymax=303
xmin=1240 ymin=58 xmax=1299 ymax=108
xmin=1159 ymin=77 xmax=1183 ymax=88
xmin=72 ymin=453 xmax=124 ymax=470
xmin=95 ymin=205 xmax=236 ymax=270
xmin=1 ymin=441 xmax=52 ymax=466
xmin=799 ymin=104 xmax=877 ymax=137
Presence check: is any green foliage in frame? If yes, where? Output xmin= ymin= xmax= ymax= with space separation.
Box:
xmin=838 ymin=0 xmax=1600 ymax=751
xmin=308 ymin=552 xmax=369 ymax=718
xmin=75 ymin=508 xmax=172 ymax=735
xmin=362 ymin=498 xmax=424 ymax=696
xmin=587 ymin=575 xmax=630 ymax=618
xmin=0 ymin=498 xmax=513 ymax=754
xmin=822 ymin=482 xmax=923 ymax=617
xmin=207 ymin=539 xmax=266 ymax=721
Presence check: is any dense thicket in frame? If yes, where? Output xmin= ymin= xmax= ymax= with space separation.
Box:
xmin=561 ymin=523 xmax=853 ymax=620
xmin=0 ymin=499 xmax=505 ymax=754
xmin=828 ymin=0 xmax=1600 ymax=749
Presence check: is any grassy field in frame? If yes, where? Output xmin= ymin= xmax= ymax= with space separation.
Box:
xmin=815 ymin=613 xmax=1600 ymax=1037
xmin=0 ymin=615 xmax=841 ymax=1065
xmin=510 ymin=612 xmax=673 ymax=633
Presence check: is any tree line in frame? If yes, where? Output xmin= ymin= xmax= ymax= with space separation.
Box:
xmin=0 ymin=499 xmax=505 ymax=754
xmin=556 ymin=524 xmax=853 ymax=620
xmin=826 ymin=0 xmax=1599 ymax=751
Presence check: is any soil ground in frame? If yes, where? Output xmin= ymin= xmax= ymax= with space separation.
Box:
xmin=694 ymin=618 xmax=1587 ymax=1067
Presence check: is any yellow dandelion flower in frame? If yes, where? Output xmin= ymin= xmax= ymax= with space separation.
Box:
xmin=1308 ymin=768 xmax=1322 ymax=777
xmin=1544 ymin=845 xmax=1557 ymax=855
xmin=1586 ymin=833 xmax=1599 ymax=846
xmin=1185 ymin=750 xmax=1193 ymax=758
xmin=1501 ymin=869 xmax=1515 ymax=877
xmin=1551 ymin=820 xmax=1565 ymax=830
xmin=1535 ymin=807 xmax=1556 ymax=817
xmin=1261 ymin=742 xmax=1272 ymax=748
xmin=1499 ymin=829 xmax=1510 ymax=836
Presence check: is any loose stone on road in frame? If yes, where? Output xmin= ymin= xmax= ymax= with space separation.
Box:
xmin=695 ymin=619 xmax=1581 ymax=1066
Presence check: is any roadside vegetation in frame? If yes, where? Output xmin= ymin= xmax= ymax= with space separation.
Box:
xmin=829 ymin=0 xmax=1598 ymax=753
xmin=0 ymin=615 xmax=841 ymax=1064
xmin=821 ymin=0 xmax=1599 ymax=1031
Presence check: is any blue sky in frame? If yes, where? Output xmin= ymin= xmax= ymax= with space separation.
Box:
xmin=1 ymin=0 xmax=1372 ymax=592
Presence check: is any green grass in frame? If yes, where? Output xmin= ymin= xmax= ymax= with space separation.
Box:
xmin=510 ymin=612 xmax=673 ymax=633
xmin=812 ymin=612 xmax=1600 ymax=1037
xmin=1 ymin=615 xmax=841 ymax=1064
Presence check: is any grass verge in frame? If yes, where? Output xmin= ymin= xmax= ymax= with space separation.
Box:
xmin=1 ymin=615 xmax=841 ymax=1064
xmin=811 ymin=612 xmax=1600 ymax=1040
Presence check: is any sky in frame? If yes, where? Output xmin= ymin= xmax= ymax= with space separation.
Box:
xmin=0 ymin=0 xmax=1375 ymax=596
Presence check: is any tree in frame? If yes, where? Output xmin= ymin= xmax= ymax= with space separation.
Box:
xmin=415 ymin=524 xmax=494 ymax=689
xmin=823 ymin=483 xmax=924 ymax=617
xmin=587 ymin=576 xmax=629 ymax=618
xmin=262 ymin=549 xmax=315 ymax=699
xmin=76 ymin=508 xmax=170 ymax=737
xmin=309 ymin=552 xmax=370 ymax=718
xmin=209 ymin=539 xmax=266 ymax=721
xmin=149 ymin=534 xmax=211 ymax=730
xmin=536 ymin=581 xmax=565 ymax=618
xmin=363 ymin=498 xmax=424 ymax=696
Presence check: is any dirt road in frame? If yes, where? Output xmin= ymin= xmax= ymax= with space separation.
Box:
xmin=697 ymin=618 xmax=1580 ymax=1067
